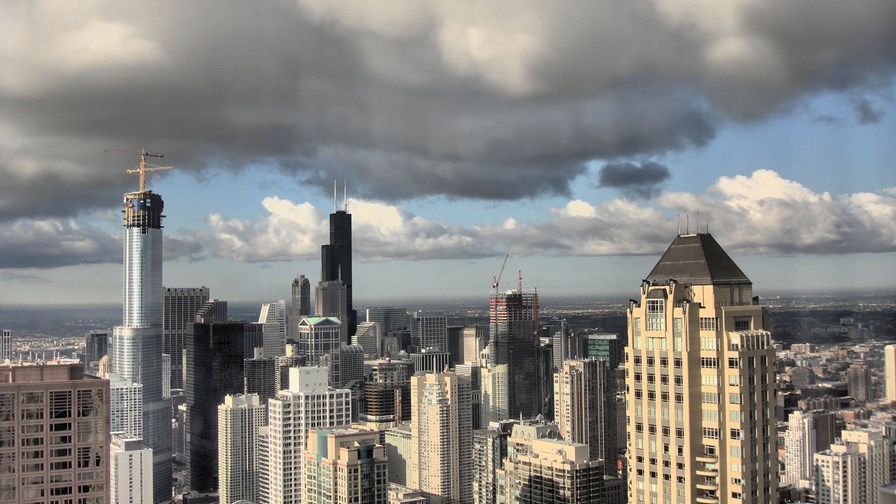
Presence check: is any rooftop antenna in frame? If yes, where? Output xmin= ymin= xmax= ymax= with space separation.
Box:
xmin=686 ymin=214 xmax=690 ymax=234
xmin=677 ymin=213 xmax=681 ymax=235
xmin=518 ymin=270 xmax=522 ymax=293
xmin=333 ymin=180 xmax=337 ymax=213
xmin=697 ymin=211 xmax=701 ymax=234
xmin=707 ymin=212 xmax=711 ymax=234
xmin=343 ymin=179 xmax=348 ymax=212
xmin=105 ymin=146 xmax=173 ymax=192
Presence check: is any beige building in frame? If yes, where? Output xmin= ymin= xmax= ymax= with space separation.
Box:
xmin=553 ymin=358 xmax=616 ymax=474
xmin=479 ymin=364 xmax=508 ymax=428
xmin=885 ymin=345 xmax=896 ymax=403
xmin=302 ymin=427 xmax=388 ymax=503
xmin=410 ymin=372 xmax=472 ymax=503
xmin=495 ymin=424 xmax=603 ymax=503
xmin=625 ymin=232 xmax=778 ymax=503
xmin=0 ymin=362 xmax=110 ymax=504
xmin=815 ymin=428 xmax=892 ymax=504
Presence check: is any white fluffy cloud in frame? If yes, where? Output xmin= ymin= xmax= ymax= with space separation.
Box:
xmin=194 ymin=170 xmax=896 ymax=264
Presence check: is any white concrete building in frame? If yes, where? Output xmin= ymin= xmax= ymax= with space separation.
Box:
xmin=110 ymin=433 xmax=153 ymax=504
xmin=218 ymin=393 xmax=267 ymax=504
xmin=480 ymin=364 xmax=509 ymax=428
xmin=260 ymin=300 xmax=288 ymax=358
xmin=264 ymin=367 xmax=351 ymax=504
xmin=108 ymin=371 xmax=143 ymax=438
xmin=783 ymin=410 xmax=836 ymax=487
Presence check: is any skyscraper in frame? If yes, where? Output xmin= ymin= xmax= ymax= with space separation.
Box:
xmin=85 ymin=329 xmax=109 ymax=373
xmin=218 ymin=393 xmax=267 ymax=504
xmin=259 ymin=300 xmax=287 ymax=358
xmin=0 ymin=329 xmax=10 ymax=361
xmin=553 ymin=358 xmax=617 ymax=475
xmin=184 ymin=321 xmax=251 ymax=492
xmin=352 ymin=321 xmax=382 ymax=359
xmin=495 ymin=425 xmax=604 ymax=503
xmin=107 ymin=371 xmax=144 ymax=437
xmin=302 ymin=427 xmax=389 ymax=503
xmin=291 ymin=274 xmax=311 ymax=317
xmin=110 ymin=433 xmax=153 ymax=504
xmin=0 ymin=362 xmax=110 ymax=504
xmin=321 ymin=187 xmax=356 ymax=339
xmin=410 ymin=371 xmax=473 ymax=503
xmin=489 ymin=288 xmax=540 ymax=418
xmin=814 ymin=428 xmax=892 ymax=504
xmin=625 ymin=232 xmax=778 ymax=503
xmin=244 ymin=348 xmax=276 ymax=403
xmin=886 ymin=345 xmax=896 ymax=404
xmin=409 ymin=312 xmax=449 ymax=353
xmin=296 ymin=316 xmax=343 ymax=366
xmin=111 ymin=165 xmax=172 ymax=502
xmin=472 ymin=420 xmax=516 ymax=504
xmin=480 ymin=364 xmax=509 ymax=428
xmin=162 ymin=286 xmax=209 ymax=390
xmin=783 ymin=410 xmax=836 ymax=487
xmin=315 ymin=280 xmax=349 ymax=343
xmin=263 ymin=367 xmax=352 ymax=504
xmin=365 ymin=307 xmax=409 ymax=334
xmin=847 ymin=363 xmax=872 ymax=403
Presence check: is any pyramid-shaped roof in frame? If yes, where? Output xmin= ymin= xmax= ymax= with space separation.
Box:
xmin=646 ymin=233 xmax=751 ymax=286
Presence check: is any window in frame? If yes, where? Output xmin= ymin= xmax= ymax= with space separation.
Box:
xmin=673 ymin=358 xmax=682 ymax=368
xmin=700 ymin=358 xmax=718 ymax=368
xmin=702 ymin=427 xmax=719 ymax=439
xmin=700 ymin=337 xmax=717 ymax=350
xmin=728 ymin=358 xmax=740 ymax=369
xmin=730 ymin=428 xmax=742 ymax=440
xmin=646 ymin=356 xmax=655 ymax=367
xmin=701 ymin=392 xmax=719 ymax=404
xmin=674 ymin=375 xmax=683 ymax=386
xmin=734 ymin=318 xmax=750 ymax=331
xmin=647 ymin=299 xmax=665 ymax=331
xmin=660 ymin=357 xmax=668 ymax=367
xmin=675 ymin=428 xmax=684 ymax=439
xmin=699 ymin=317 xmax=717 ymax=331
xmin=674 ymin=393 xmax=683 ymax=404
xmin=729 ymin=393 xmax=741 ymax=404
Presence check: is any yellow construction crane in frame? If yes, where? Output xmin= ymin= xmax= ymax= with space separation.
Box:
xmin=105 ymin=147 xmax=173 ymax=192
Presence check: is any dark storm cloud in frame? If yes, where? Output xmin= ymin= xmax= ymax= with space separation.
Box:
xmin=1 ymin=0 xmax=895 ymax=223
xmin=852 ymin=97 xmax=885 ymax=124
xmin=0 ymin=219 xmax=121 ymax=268
xmin=598 ymin=162 xmax=671 ymax=199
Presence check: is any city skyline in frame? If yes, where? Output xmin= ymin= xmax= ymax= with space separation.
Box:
xmin=1 ymin=1 xmax=895 ymax=305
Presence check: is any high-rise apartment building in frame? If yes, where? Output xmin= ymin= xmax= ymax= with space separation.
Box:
xmin=218 ymin=393 xmax=267 ymax=504
xmin=110 ymin=433 xmax=153 ymax=504
xmin=408 ymin=349 xmax=451 ymax=375
xmin=111 ymin=176 xmax=172 ymax=502
xmin=274 ymin=345 xmax=305 ymax=392
xmin=302 ymin=427 xmax=389 ymax=503
xmin=321 ymin=194 xmax=356 ymax=338
xmin=107 ymin=372 xmax=144 ymax=437
xmin=184 ymin=321 xmax=252 ymax=492
xmin=409 ymin=312 xmax=448 ymax=353
xmin=783 ymin=410 xmax=836 ymax=487
xmin=886 ymin=345 xmax=896 ymax=404
xmin=162 ymin=287 xmax=209 ymax=390
xmin=0 ymin=329 xmax=10 ymax=361
xmin=848 ymin=363 xmax=873 ymax=403
xmin=489 ymin=288 xmax=540 ymax=419
xmin=814 ymin=428 xmax=893 ymax=504
xmin=480 ymin=364 xmax=509 ymax=428
xmin=263 ymin=367 xmax=352 ymax=504
xmin=259 ymin=300 xmax=287 ymax=358
xmin=410 ymin=371 xmax=472 ymax=503
xmin=244 ymin=348 xmax=276 ymax=403
xmin=495 ymin=429 xmax=604 ymax=503
xmin=326 ymin=344 xmax=365 ymax=388
xmin=545 ymin=319 xmax=576 ymax=371
xmin=625 ymin=232 xmax=778 ymax=503
xmin=296 ymin=316 xmax=343 ymax=366
xmin=385 ymin=424 xmax=413 ymax=486
xmin=553 ymin=358 xmax=617 ymax=475
xmin=0 ymin=362 xmax=110 ymax=504
xmin=352 ymin=321 xmax=382 ymax=359
xmin=472 ymin=420 xmax=516 ymax=504
xmin=462 ymin=325 xmax=487 ymax=365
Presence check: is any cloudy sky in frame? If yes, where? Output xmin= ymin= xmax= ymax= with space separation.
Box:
xmin=2 ymin=0 xmax=895 ymax=306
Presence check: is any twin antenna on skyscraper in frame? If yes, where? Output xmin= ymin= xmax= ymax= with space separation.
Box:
xmin=677 ymin=212 xmax=711 ymax=235
xmin=333 ymin=180 xmax=349 ymax=213
xmin=105 ymin=147 xmax=173 ymax=192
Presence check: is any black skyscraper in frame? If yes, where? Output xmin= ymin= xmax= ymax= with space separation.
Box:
xmin=321 ymin=205 xmax=356 ymax=338
xmin=184 ymin=321 xmax=255 ymax=492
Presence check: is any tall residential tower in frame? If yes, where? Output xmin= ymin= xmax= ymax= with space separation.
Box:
xmin=625 ymin=232 xmax=778 ymax=504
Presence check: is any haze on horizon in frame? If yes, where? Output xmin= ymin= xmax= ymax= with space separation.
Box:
xmin=1 ymin=0 xmax=895 ymax=305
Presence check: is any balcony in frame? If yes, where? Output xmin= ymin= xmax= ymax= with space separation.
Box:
xmin=696 ymin=495 xmax=720 ymax=504
xmin=695 ymin=454 xmax=718 ymax=464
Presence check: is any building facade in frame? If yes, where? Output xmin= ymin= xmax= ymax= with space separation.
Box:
xmin=162 ymin=287 xmax=209 ymax=390
xmin=110 ymin=433 xmax=153 ymax=504
xmin=302 ymin=427 xmax=389 ymax=503
xmin=218 ymin=393 xmax=267 ymax=504
xmin=488 ymin=288 xmax=540 ymax=419
xmin=625 ymin=232 xmax=778 ymax=503
xmin=0 ymin=363 xmax=110 ymax=504
xmin=409 ymin=371 xmax=472 ymax=503
xmin=296 ymin=317 xmax=343 ymax=366
xmin=111 ymin=186 xmax=172 ymax=502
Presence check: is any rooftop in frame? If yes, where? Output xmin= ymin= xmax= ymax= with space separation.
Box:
xmin=646 ymin=233 xmax=751 ymax=286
